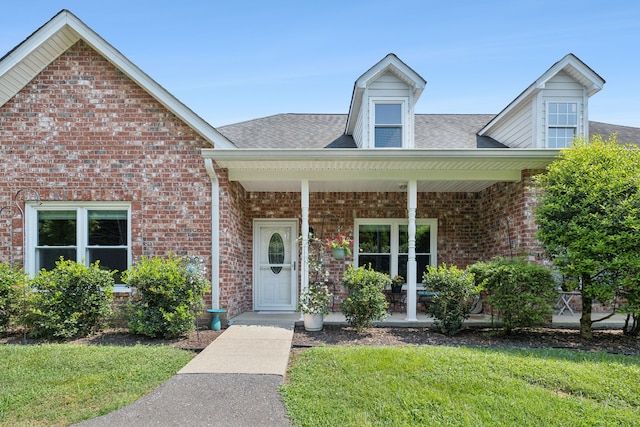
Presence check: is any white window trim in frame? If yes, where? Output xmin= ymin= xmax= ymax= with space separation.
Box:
xmin=545 ymin=100 xmax=580 ymax=149
xmin=25 ymin=201 xmax=132 ymax=292
xmin=354 ymin=218 xmax=437 ymax=283
xmin=369 ymin=98 xmax=409 ymax=149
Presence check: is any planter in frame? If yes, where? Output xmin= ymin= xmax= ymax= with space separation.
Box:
xmin=391 ymin=285 xmax=402 ymax=294
xmin=303 ymin=313 xmax=324 ymax=331
xmin=331 ymin=247 xmax=346 ymax=259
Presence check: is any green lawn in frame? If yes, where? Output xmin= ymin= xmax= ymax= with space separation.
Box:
xmin=282 ymin=346 xmax=640 ymax=427
xmin=0 ymin=344 xmax=194 ymax=427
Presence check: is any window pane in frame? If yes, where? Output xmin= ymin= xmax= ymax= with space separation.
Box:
xmin=358 ymin=254 xmax=390 ymax=275
xmin=88 ymin=210 xmax=127 ymax=245
xmin=375 ymin=127 xmax=402 ymax=147
xmin=398 ymin=255 xmax=430 ymax=281
xmin=88 ymin=248 xmax=127 ymax=283
xmin=36 ymin=248 xmax=77 ymax=271
xmin=375 ymin=104 xmax=401 ymax=124
xmin=38 ymin=210 xmax=76 ymax=246
xmin=359 ymin=225 xmax=391 ymax=253
xmin=399 ymin=225 xmax=431 ymax=254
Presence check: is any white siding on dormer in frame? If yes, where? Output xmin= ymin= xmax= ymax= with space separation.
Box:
xmin=369 ymin=72 xmax=411 ymax=97
xmin=353 ymin=104 xmax=365 ymax=148
xmin=486 ymin=102 xmax=534 ymax=148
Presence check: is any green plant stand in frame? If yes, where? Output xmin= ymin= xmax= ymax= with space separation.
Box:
xmin=207 ymin=308 xmax=227 ymax=331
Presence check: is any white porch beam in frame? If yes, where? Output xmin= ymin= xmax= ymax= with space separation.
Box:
xmin=406 ymin=180 xmax=418 ymax=321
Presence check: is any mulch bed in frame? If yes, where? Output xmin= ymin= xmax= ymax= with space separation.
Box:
xmin=2 ymin=325 xmax=639 ymax=355
xmin=292 ymin=325 xmax=640 ymax=356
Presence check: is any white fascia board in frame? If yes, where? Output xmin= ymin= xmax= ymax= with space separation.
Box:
xmin=0 ymin=10 xmax=235 ymax=149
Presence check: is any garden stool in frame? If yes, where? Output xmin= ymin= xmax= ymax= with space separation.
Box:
xmin=207 ymin=308 xmax=227 ymax=331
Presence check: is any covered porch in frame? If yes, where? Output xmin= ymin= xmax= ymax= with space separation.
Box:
xmin=202 ymin=148 xmax=558 ymax=318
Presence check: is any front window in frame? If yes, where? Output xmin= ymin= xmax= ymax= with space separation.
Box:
xmin=547 ymin=102 xmax=577 ymax=148
xmin=374 ymin=103 xmax=403 ymax=148
xmin=355 ymin=219 xmax=437 ymax=282
xmin=29 ymin=204 xmax=130 ymax=285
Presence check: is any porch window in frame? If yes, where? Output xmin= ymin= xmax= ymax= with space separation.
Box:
xmin=355 ymin=219 xmax=437 ymax=282
xmin=28 ymin=203 xmax=131 ymax=286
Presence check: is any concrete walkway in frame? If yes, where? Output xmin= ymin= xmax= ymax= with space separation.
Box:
xmin=75 ymin=323 xmax=296 ymax=427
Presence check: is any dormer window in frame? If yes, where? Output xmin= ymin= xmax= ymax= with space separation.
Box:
xmin=547 ymin=102 xmax=578 ymax=148
xmin=374 ymin=102 xmax=403 ymax=148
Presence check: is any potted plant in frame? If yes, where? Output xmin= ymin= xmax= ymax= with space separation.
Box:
xmin=298 ymin=281 xmax=333 ymax=331
xmin=326 ymin=234 xmax=353 ymax=259
xmin=391 ymin=275 xmax=404 ymax=294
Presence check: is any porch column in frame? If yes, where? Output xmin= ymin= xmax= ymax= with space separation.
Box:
xmin=300 ymin=180 xmax=310 ymax=297
xmin=406 ymin=180 xmax=418 ymax=321
xmin=204 ymin=159 xmax=220 ymax=309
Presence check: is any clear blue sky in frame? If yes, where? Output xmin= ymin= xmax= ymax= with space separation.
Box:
xmin=1 ymin=0 xmax=639 ymax=128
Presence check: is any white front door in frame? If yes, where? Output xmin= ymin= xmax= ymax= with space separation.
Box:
xmin=254 ymin=220 xmax=297 ymax=311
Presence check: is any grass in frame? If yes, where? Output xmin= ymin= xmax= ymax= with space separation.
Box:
xmin=0 ymin=344 xmax=194 ymax=427
xmin=282 ymin=346 xmax=640 ymax=427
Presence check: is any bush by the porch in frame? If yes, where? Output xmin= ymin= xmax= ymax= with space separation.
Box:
xmin=26 ymin=259 xmax=114 ymax=339
xmin=0 ymin=262 xmax=26 ymax=333
xmin=422 ymin=264 xmax=480 ymax=336
xmin=341 ymin=264 xmax=389 ymax=332
xmin=123 ymin=254 xmax=210 ymax=339
xmin=468 ymin=257 xmax=557 ymax=333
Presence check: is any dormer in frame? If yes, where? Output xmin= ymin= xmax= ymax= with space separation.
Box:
xmin=345 ymin=54 xmax=426 ymax=149
xmin=478 ymin=53 xmax=605 ymax=149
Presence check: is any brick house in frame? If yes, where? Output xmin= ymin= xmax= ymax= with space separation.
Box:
xmin=2 ymin=10 xmax=640 ymax=319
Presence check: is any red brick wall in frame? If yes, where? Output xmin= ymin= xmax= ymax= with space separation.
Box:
xmin=0 ymin=41 xmax=213 ymax=296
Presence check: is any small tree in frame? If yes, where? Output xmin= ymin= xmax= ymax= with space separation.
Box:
xmin=341 ymin=264 xmax=389 ymax=332
xmin=468 ymin=258 xmax=557 ymax=334
xmin=27 ymin=259 xmax=114 ymax=339
xmin=534 ymin=134 xmax=640 ymax=338
xmin=0 ymin=262 xmax=27 ymax=333
xmin=123 ymin=254 xmax=210 ymax=338
xmin=423 ymin=264 xmax=479 ymax=336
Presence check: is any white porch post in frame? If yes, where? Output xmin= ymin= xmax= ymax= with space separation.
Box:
xmin=204 ymin=159 xmax=220 ymax=309
xmin=406 ymin=180 xmax=418 ymax=321
xmin=300 ymin=180 xmax=310 ymax=311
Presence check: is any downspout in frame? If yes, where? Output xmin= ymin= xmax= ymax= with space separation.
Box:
xmin=204 ymin=159 xmax=220 ymax=309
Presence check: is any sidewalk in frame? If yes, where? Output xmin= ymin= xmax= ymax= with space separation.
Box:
xmin=75 ymin=323 xmax=295 ymax=427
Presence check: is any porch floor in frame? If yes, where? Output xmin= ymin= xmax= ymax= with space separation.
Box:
xmin=228 ymin=310 xmax=629 ymax=330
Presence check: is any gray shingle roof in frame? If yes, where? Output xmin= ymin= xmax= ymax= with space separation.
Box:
xmin=216 ymin=114 xmax=640 ymax=149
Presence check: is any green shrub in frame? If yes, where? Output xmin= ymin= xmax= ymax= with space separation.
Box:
xmin=467 ymin=257 xmax=557 ymax=333
xmin=123 ymin=255 xmax=210 ymax=338
xmin=27 ymin=259 xmax=114 ymax=339
xmin=423 ymin=264 xmax=479 ymax=336
xmin=0 ymin=262 xmax=27 ymax=333
xmin=341 ymin=264 xmax=389 ymax=332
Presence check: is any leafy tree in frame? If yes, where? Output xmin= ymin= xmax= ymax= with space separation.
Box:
xmin=534 ymin=134 xmax=640 ymax=337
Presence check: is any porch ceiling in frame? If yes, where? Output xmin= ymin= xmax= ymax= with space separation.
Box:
xmin=202 ymin=148 xmax=559 ymax=193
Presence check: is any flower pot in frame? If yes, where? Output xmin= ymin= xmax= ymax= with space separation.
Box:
xmin=303 ymin=313 xmax=324 ymax=331
xmin=391 ymin=285 xmax=402 ymax=294
xmin=331 ymin=247 xmax=345 ymax=259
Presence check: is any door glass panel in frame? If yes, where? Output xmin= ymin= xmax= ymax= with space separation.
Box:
xmin=268 ymin=232 xmax=285 ymax=274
